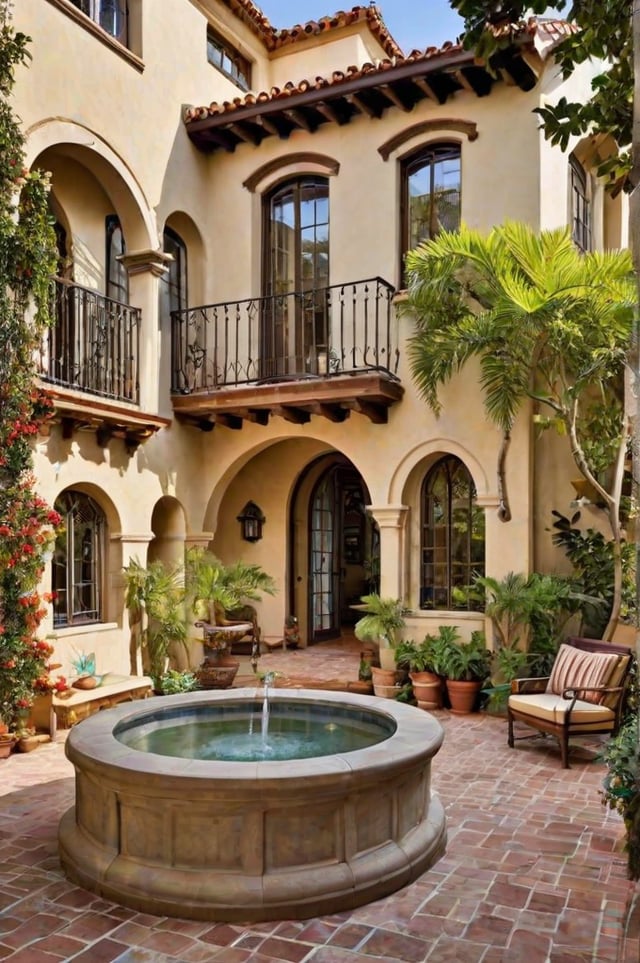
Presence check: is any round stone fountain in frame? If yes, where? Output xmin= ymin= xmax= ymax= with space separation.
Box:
xmin=59 ymin=688 xmax=446 ymax=922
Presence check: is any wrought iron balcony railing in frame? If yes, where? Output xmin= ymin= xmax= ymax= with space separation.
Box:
xmin=39 ymin=277 xmax=141 ymax=404
xmin=171 ymin=277 xmax=398 ymax=393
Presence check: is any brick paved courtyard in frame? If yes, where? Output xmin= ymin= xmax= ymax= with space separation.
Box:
xmin=0 ymin=638 xmax=639 ymax=962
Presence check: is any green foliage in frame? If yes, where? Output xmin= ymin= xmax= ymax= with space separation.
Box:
xmin=0 ymin=12 xmax=60 ymax=727
xmin=353 ymin=595 xmax=406 ymax=648
xmin=123 ymin=558 xmax=188 ymax=684
xmin=185 ymin=548 xmax=276 ymax=621
xmin=449 ymin=0 xmax=633 ymax=189
xmin=600 ymin=718 xmax=640 ymax=880
xmin=551 ymin=510 xmax=636 ymax=635
xmin=155 ymin=669 xmax=198 ymax=695
xmin=404 ymin=220 xmax=634 ymax=637
xmin=438 ymin=627 xmax=493 ymax=682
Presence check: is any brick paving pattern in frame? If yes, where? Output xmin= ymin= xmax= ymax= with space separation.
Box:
xmin=0 ymin=637 xmax=638 ymax=961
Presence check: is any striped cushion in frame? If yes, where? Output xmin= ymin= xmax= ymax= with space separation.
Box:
xmin=546 ymin=644 xmax=619 ymax=705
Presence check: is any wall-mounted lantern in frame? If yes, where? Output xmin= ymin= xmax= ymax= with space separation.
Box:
xmin=237 ymin=501 xmax=265 ymax=542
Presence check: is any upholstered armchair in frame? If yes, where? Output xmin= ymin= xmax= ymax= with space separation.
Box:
xmin=507 ymin=637 xmax=633 ymax=768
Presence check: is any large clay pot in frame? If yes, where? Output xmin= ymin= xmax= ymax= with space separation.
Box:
xmin=410 ymin=671 xmax=443 ymax=710
xmin=371 ymin=666 xmax=397 ymax=687
xmin=445 ymin=679 xmax=483 ymax=715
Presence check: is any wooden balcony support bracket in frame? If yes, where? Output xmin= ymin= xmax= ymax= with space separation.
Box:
xmin=274 ymin=405 xmax=311 ymax=425
xmin=42 ymin=385 xmax=170 ymax=447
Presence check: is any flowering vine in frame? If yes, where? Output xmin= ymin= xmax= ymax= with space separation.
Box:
xmin=0 ymin=7 xmax=60 ymax=727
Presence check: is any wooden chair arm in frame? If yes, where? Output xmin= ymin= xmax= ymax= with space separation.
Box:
xmin=510 ymin=677 xmax=550 ymax=695
xmin=561 ymin=684 xmax=623 ymax=701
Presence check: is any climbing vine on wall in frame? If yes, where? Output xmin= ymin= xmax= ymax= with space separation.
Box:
xmin=0 ymin=3 xmax=61 ymax=727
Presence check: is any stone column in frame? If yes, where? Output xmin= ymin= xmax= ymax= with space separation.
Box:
xmin=115 ymin=532 xmax=154 ymax=674
xmin=367 ymin=505 xmax=409 ymax=601
xmin=119 ymin=248 xmax=173 ymax=417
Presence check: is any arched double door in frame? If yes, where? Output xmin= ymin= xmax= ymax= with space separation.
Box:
xmin=292 ymin=457 xmax=378 ymax=643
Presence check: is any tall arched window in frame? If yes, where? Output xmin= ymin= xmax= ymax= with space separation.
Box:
xmin=569 ymin=154 xmax=592 ymax=252
xmin=106 ymin=214 xmax=128 ymax=303
xmin=52 ymin=491 xmax=105 ymax=627
xmin=401 ymin=143 xmax=461 ymax=283
xmin=420 ymin=456 xmax=484 ymax=610
xmin=160 ymin=227 xmax=187 ymax=324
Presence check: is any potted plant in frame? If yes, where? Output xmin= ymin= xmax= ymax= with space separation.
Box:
xmin=354 ymin=594 xmax=406 ymax=681
xmin=123 ymin=558 xmax=189 ymax=690
xmin=396 ymin=632 xmax=450 ymax=709
xmin=186 ymin=549 xmax=276 ymax=627
xmin=440 ymin=629 xmax=492 ymax=714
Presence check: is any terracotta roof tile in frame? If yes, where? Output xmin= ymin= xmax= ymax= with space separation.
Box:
xmin=184 ymin=16 xmax=578 ymax=127
xmin=219 ymin=2 xmax=403 ymax=57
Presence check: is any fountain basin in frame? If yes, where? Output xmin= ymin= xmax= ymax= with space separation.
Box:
xmin=59 ymin=688 xmax=446 ymax=922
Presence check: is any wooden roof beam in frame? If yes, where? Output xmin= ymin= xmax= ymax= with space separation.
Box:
xmin=346 ymin=399 xmax=388 ymax=423
xmin=284 ymin=109 xmax=316 ymax=132
xmin=379 ymin=83 xmax=412 ymax=112
xmin=308 ymin=402 xmax=351 ymax=422
xmin=346 ymin=91 xmax=382 ymax=118
xmin=412 ymin=76 xmax=444 ymax=103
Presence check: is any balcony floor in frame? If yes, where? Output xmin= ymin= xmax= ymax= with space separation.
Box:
xmin=171 ymin=371 xmax=404 ymax=429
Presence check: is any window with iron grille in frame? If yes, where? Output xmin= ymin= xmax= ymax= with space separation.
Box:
xmin=420 ymin=456 xmax=485 ymax=611
xmin=207 ymin=26 xmax=251 ymax=91
xmin=401 ymin=143 xmax=461 ymax=285
xmin=570 ymin=156 xmax=592 ymax=252
xmin=69 ymin=0 xmax=128 ymax=45
xmin=52 ymin=491 xmax=105 ymax=627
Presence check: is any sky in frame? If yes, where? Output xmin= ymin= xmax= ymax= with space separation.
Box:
xmin=258 ymin=1 xmax=466 ymax=53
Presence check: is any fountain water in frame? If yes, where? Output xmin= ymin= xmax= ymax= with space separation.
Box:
xmin=59 ymin=688 xmax=446 ymax=922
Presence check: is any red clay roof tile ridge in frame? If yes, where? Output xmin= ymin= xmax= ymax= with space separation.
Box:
xmin=270 ymin=5 xmax=403 ymax=59
xmin=183 ymin=41 xmax=471 ymax=124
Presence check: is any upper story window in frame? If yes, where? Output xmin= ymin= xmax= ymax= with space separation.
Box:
xmin=160 ymin=227 xmax=187 ymax=322
xmin=69 ymin=0 xmax=128 ymax=45
xmin=401 ymin=143 xmax=461 ymax=284
xmin=106 ymin=214 xmax=129 ymax=304
xmin=420 ymin=455 xmax=484 ymax=611
xmin=207 ymin=26 xmax=251 ymax=92
xmin=52 ymin=490 xmax=105 ymax=628
xmin=570 ymin=155 xmax=592 ymax=252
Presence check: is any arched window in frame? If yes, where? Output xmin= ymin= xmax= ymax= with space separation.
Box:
xmin=569 ymin=155 xmax=592 ymax=252
xmin=160 ymin=227 xmax=187 ymax=324
xmin=106 ymin=214 xmax=128 ymax=303
xmin=401 ymin=143 xmax=461 ymax=283
xmin=420 ymin=456 xmax=484 ymax=610
xmin=52 ymin=491 xmax=105 ymax=627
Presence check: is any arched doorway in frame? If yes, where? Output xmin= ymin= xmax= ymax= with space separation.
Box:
xmin=293 ymin=456 xmax=378 ymax=643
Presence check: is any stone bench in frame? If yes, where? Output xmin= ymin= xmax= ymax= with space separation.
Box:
xmin=52 ymin=673 xmax=153 ymax=729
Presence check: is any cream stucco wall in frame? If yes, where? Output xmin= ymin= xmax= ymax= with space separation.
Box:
xmin=11 ymin=1 xmax=621 ymax=678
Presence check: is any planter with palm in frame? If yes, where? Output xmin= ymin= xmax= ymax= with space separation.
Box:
xmin=123 ymin=558 xmax=188 ymax=690
xmin=354 ymin=594 xmax=407 ymax=687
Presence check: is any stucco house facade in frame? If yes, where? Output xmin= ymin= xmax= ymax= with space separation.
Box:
xmin=12 ymin=0 xmax=626 ymax=678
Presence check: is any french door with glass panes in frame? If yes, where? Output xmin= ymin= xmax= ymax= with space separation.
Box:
xmin=263 ymin=176 xmax=329 ymax=378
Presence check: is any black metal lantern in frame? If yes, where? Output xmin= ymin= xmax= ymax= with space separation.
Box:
xmin=237 ymin=501 xmax=265 ymax=542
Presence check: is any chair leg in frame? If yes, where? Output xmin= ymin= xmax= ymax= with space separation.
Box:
xmin=507 ymin=711 xmax=514 ymax=749
xmin=560 ymin=732 xmax=570 ymax=768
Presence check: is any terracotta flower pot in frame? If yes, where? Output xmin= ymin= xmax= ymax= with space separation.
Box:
xmin=410 ymin=671 xmax=443 ymax=710
xmin=371 ymin=666 xmax=397 ymax=686
xmin=446 ymin=679 xmax=483 ymax=715
xmin=73 ymin=675 xmax=98 ymax=690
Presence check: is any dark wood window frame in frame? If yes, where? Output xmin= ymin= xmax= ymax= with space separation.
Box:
xmin=68 ymin=0 xmax=128 ymax=46
xmin=400 ymin=142 xmax=461 ymax=286
xmin=106 ymin=214 xmax=128 ymax=304
xmin=52 ymin=490 xmax=105 ymax=628
xmin=207 ymin=26 xmax=251 ymax=92
xmin=420 ymin=455 xmax=485 ymax=611
xmin=570 ymin=155 xmax=592 ymax=253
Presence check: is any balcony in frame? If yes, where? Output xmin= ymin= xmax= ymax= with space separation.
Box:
xmin=171 ymin=277 xmax=404 ymax=428
xmin=38 ymin=277 xmax=169 ymax=449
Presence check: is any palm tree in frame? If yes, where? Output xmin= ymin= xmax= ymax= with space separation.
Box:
xmin=404 ymin=222 xmax=635 ymax=638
